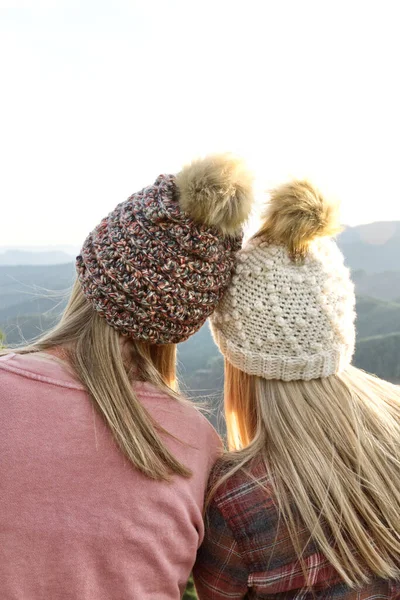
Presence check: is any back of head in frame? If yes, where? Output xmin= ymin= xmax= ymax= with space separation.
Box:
xmin=7 ymin=154 xmax=254 ymax=481
xmin=77 ymin=152 xmax=253 ymax=344
xmin=210 ymin=179 xmax=400 ymax=587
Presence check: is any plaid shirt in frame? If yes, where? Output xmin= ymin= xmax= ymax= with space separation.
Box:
xmin=193 ymin=458 xmax=400 ymax=599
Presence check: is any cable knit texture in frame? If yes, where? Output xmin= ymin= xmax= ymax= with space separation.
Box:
xmin=210 ymin=237 xmax=356 ymax=381
xmin=77 ymin=173 xmax=244 ymax=344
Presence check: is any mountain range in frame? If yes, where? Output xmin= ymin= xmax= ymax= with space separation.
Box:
xmin=0 ymin=247 xmax=78 ymax=265
xmin=338 ymin=221 xmax=400 ymax=273
xmin=1 ymin=221 xmax=400 ymax=409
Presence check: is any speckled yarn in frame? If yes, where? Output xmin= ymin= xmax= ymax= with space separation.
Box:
xmin=210 ymin=237 xmax=356 ymax=381
xmin=76 ymin=174 xmax=242 ymax=344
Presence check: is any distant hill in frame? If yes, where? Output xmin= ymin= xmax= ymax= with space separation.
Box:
xmin=338 ymin=221 xmax=400 ymax=273
xmin=356 ymin=296 xmax=400 ymax=339
xmin=0 ymin=250 xmax=75 ymax=266
xmin=354 ymin=333 xmax=400 ymax=383
xmin=352 ymin=270 xmax=400 ymax=302
xmin=0 ymin=314 xmax=59 ymax=347
xmin=0 ymin=263 xmax=75 ymax=345
xmin=0 ymin=263 xmax=75 ymax=313
xmin=339 ymin=221 xmax=400 ymax=245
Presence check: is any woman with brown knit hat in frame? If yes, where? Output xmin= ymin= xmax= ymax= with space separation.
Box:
xmin=194 ymin=181 xmax=400 ymax=599
xmin=0 ymin=155 xmax=253 ymax=599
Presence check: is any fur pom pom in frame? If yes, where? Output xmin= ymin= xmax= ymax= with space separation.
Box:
xmin=259 ymin=180 xmax=342 ymax=258
xmin=176 ymin=154 xmax=254 ymax=236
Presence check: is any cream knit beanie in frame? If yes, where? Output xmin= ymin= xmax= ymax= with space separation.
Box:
xmin=210 ymin=180 xmax=356 ymax=381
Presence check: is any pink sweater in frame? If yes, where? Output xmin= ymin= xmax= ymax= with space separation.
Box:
xmin=0 ymin=353 xmax=221 ymax=600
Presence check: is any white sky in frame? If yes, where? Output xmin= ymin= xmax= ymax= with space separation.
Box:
xmin=1 ymin=0 xmax=399 ymax=247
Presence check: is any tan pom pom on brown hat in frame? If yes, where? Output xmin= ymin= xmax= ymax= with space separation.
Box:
xmin=76 ymin=154 xmax=254 ymax=344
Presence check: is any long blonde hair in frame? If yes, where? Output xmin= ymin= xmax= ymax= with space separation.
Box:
xmin=217 ymin=360 xmax=400 ymax=588
xmin=3 ymin=280 xmax=192 ymax=481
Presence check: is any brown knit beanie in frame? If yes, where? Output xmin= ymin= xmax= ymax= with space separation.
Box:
xmin=76 ymin=154 xmax=253 ymax=344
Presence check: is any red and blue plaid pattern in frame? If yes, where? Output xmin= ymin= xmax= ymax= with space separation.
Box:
xmin=193 ymin=458 xmax=400 ymax=599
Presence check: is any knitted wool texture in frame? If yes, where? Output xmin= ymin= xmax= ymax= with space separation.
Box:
xmin=210 ymin=237 xmax=356 ymax=381
xmin=77 ymin=174 xmax=242 ymax=344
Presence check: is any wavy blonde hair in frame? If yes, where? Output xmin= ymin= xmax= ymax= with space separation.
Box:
xmin=3 ymin=280 xmax=192 ymax=481
xmin=215 ymin=360 xmax=400 ymax=588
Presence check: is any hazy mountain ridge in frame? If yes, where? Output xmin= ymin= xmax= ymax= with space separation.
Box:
xmin=355 ymin=296 xmax=400 ymax=339
xmin=338 ymin=221 xmax=400 ymax=244
xmin=338 ymin=221 xmax=400 ymax=274
xmin=2 ymin=221 xmax=400 ymax=269
xmin=0 ymin=249 xmax=76 ymax=266
xmin=354 ymin=332 xmax=400 ymax=383
xmin=352 ymin=270 xmax=400 ymax=302
xmin=0 ymin=263 xmax=76 ymax=312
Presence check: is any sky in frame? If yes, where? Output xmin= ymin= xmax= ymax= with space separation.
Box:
xmin=1 ymin=0 xmax=399 ymax=247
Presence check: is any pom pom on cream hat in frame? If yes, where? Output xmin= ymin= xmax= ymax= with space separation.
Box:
xmin=210 ymin=180 xmax=356 ymax=381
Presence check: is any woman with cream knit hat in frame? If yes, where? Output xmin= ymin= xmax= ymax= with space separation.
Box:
xmin=0 ymin=154 xmax=254 ymax=599
xmin=194 ymin=181 xmax=400 ymax=599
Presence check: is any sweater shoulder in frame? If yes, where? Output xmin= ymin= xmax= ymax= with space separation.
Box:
xmin=134 ymin=380 xmax=222 ymax=461
xmin=138 ymin=380 xmax=219 ymax=434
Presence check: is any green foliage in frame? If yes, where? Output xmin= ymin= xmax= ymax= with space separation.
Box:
xmin=354 ymin=332 xmax=400 ymax=382
xmin=0 ymin=262 xmax=74 ymax=346
xmin=179 ymin=325 xmax=223 ymax=392
xmin=356 ymin=296 xmax=400 ymax=339
xmin=352 ymin=270 xmax=400 ymax=302
xmin=0 ymin=263 xmax=75 ymax=313
xmin=1 ymin=314 xmax=59 ymax=347
xmin=183 ymin=575 xmax=198 ymax=599
xmin=0 ymin=329 xmax=5 ymax=349
xmin=178 ymin=326 xmax=224 ymax=429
